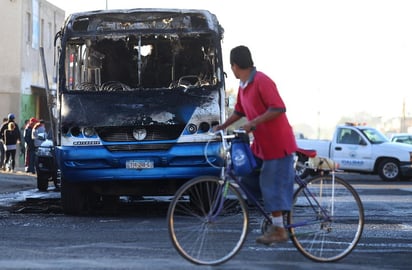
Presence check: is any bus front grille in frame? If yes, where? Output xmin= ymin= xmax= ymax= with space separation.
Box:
xmin=105 ymin=143 xmax=174 ymax=152
xmin=96 ymin=125 xmax=185 ymax=142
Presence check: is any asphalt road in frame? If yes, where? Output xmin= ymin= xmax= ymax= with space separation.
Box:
xmin=0 ymin=170 xmax=411 ymax=269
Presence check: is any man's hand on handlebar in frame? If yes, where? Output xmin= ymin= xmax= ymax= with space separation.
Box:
xmin=241 ymin=122 xmax=256 ymax=133
xmin=213 ymin=123 xmax=255 ymax=134
xmin=213 ymin=125 xmax=225 ymax=132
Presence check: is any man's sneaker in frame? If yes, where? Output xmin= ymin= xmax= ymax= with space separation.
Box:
xmin=256 ymin=225 xmax=288 ymax=245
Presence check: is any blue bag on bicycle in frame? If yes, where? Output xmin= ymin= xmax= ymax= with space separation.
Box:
xmin=231 ymin=133 xmax=257 ymax=176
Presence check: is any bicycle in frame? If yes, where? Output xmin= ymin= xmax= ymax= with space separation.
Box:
xmin=167 ymin=130 xmax=364 ymax=265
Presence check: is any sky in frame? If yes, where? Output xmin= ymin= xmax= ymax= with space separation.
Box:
xmin=46 ymin=0 xmax=412 ymax=132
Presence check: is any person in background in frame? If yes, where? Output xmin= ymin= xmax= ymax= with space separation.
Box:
xmin=214 ymin=45 xmax=297 ymax=245
xmin=32 ymin=119 xmax=46 ymax=149
xmin=3 ymin=122 xmax=20 ymax=172
xmin=24 ymin=117 xmax=38 ymax=174
xmin=0 ymin=117 xmax=7 ymax=170
xmin=20 ymin=119 xmax=29 ymax=158
xmin=1 ymin=114 xmax=21 ymax=171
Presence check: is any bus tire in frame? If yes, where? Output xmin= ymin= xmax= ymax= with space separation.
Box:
xmin=61 ymin=179 xmax=89 ymax=215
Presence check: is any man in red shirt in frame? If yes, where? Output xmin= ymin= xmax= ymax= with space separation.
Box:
xmin=215 ymin=45 xmax=297 ymax=245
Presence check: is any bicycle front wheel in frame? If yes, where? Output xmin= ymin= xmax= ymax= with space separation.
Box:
xmin=287 ymin=174 xmax=364 ymax=262
xmin=167 ymin=176 xmax=249 ymax=265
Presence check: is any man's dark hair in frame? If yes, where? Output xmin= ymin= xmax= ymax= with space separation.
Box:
xmin=230 ymin=45 xmax=254 ymax=69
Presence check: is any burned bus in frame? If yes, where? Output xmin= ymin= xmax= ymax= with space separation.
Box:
xmin=53 ymin=9 xmax=226 ymax=214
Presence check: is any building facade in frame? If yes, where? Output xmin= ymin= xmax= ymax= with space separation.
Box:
xmin=0 ymin=0 xmax=65 ymax=166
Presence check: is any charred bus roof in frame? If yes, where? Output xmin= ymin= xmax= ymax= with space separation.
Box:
xmin=63 ymin=8 xmax=224 ymax=38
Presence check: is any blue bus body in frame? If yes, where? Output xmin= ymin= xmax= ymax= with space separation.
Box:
xmin=53 ymin=9 xmax=226 ymax=214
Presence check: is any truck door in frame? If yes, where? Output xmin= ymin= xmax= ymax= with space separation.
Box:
xmin=331 ymin=127 xmax=373 ymax=172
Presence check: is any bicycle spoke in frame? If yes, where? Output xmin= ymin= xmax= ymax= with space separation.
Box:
xmin=287 ymin=174 xmax=364 ymax=262
xmin=168 ymin=176 xmax=249 ymax=265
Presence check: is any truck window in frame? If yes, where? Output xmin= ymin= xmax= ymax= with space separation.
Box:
xmin=360 ymin=128 xmax=388 ymax=144
xmin=338 ymin=128 xmax=360 ymax=145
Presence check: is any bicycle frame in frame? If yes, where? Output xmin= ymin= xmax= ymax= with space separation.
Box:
xmin=221 ymin=169 xmax=334 ymax=230
xmin=286 ymin=173 xmax=334 ymax=229
xmin=211 ymin=130 xmax=334 ymax=230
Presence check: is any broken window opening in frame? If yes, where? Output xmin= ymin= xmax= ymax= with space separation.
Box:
xmin=65 ymin=34 xmax=219 ymax=92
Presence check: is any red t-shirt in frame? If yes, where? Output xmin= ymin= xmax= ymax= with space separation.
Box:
xmin=234 ymin=70 xmax=297 ymax=160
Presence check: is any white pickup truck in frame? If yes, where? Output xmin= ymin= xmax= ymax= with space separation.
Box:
xmin=296 ymin=123 xmax=412 ymax=181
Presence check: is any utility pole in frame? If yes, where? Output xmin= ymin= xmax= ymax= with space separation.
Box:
xmin=317 ymin=88 xmax=321 ymax=139
xmin=401 ymin=97 xmax=406 ymax=132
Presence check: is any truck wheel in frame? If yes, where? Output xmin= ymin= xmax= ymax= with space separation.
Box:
xmin=377 ymin=159 xmax=400 ymax=182
xmin=37 ymin=175 xmax=49 ymax=191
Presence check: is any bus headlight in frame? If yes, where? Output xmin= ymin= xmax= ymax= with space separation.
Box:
xmin=83 ymin=127 xmax=95 ymax=137
xmin=186 ymin=123 xmax=197 ymax=134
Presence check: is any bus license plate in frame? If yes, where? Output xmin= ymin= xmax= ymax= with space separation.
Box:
xmin=126 ymin=160 xmax=154 ymax=169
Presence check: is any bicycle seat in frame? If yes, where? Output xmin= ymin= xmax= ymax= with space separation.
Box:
xmin=296 ymin=148 xmax=317 ymax=158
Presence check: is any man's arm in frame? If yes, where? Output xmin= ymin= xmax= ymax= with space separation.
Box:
xmin=243 ymin=108 xmax=284 ymax=132
xmin=214 ymin=112 xmax=242 ymax=131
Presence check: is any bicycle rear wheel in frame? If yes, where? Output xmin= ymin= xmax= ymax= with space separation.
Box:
xmin=287 ymin=174 xmax=364 ymax=262
xmin=167 ymin=176 xmax=249 ymax=265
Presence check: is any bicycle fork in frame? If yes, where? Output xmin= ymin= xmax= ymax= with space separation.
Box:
xmin=206 ymin=179 xmax=230 ymax=223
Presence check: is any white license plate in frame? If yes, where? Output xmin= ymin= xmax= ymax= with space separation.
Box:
xmin=126 ymin=160 xmax=154 ymax=169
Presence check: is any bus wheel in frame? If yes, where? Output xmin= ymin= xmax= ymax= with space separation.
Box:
xmin=61 ymin=179 xmax=89 ymax=215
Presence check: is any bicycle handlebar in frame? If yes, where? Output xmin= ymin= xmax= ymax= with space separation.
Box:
xmin=211 ymin=129 xmax=247 ymax=152
xmin=213 ymin=129 xmax=245 ymax=139
xmin=204 ymin=129 xmax=247 ymax=168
